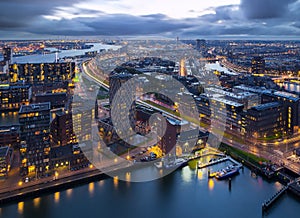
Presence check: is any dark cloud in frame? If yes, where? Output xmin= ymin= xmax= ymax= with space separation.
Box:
xmin=0 ymin=0 xmax=80 ymax=28
xmin=1 ymin=0 xmax=300 ymax=38
xmin=240 ymin=0 xmax=297 ymax=19
xmin=28 ymin=14 xmax=191 ymax=36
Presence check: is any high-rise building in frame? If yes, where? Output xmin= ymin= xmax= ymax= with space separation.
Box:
xmin=242 ymin=102 xmax=283 ymax=139
xmin=196 ymin=39 xmax=206 ymax=51
xmin=0 ymin=146 xmax=13 ymax=178
xmin=251 ymin=56 xmax=265 ymax=74
xmin=9 ymin=62 xmax=75 ymax=85
xmin=2 ymin=47 xmax=12 ymax=64
xmin=50 ymin=111 xmax=77 ymax=147
xmin=19 ymin=102 xmax=51 ymax=177
xmin=0 ymin=126 xmax=19 ymax=149
xmin=262 ymin=91 xmax=300 ymax=135
xmin=0 ymin=84 xmax=32 ymax=112
xmin=109 ymin=72 xmax=136 ymax=136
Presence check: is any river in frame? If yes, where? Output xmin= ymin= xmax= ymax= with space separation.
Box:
xmin=1 ymin=161 xmax=299 ymax=218
xmin=12 ymin=43 xmax=120 ymax=64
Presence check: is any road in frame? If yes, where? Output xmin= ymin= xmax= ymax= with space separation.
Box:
xmin=82 ymin=57 xmax=300 ymax=176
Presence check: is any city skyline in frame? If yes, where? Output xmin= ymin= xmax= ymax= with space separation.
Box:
xmin=1 ymin=0 xmax=300 ymax=39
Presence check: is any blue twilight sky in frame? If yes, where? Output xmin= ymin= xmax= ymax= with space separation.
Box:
xmin=1 ymin=0 xmax=300 ymax=39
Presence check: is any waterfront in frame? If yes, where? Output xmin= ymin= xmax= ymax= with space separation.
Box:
xmin=1 ymin=163 xmax=299 ymax=218
xmin=12 ymin=43 xmax=120 ymax=63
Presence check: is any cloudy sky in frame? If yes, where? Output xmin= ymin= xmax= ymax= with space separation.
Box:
xmin=1 ymin=0 xmax=300 ymax=39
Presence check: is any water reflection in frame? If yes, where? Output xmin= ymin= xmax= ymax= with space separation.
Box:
xmin=66 ymin=189 xmax=73 ymax=198
xmin=274 ymin=181 xmax=283 ymax=191
xmin=17 ymin=202 xmax=24 ymax=215
xmin=113 ymin=176 xmax=119 ymax=189
xmin=197 ymin=170 xmax=203 ymax=180
xmin=125 ymin=172 xmax=131 ymax=187
xmin=181 ymin=167 xmax=193 ymax=183
xmin=208 ymin=179 xmax=215 ymax=191
xmin=33 ymin=197 xmax=40 ymax=208
xmin=89 ymin=183 xmax=95 ymax=195
xmin=54 ymin=192 xmax=60 ymax=204
xmin=98 ymin=180 xmax=104 ymax=186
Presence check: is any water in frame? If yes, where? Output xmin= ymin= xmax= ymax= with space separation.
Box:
xmin=0 ymin=112 xmax=19 ymax=126
xmin=1 ymin=163 xmax=299 ymax=218
xmin=12 ymin=43 xmax=120 ymax=63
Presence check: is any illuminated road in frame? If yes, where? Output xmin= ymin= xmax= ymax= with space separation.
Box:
xmin=82 ymin=56 xmax=300 ymax=175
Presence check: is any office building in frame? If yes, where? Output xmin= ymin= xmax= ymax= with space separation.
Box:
xmin=242 ymin=102 xmax=283 ymax=139
xmin=0 ymin=146 xmax=13 ymax=178
xmin=262 ymin=91 xmax=300 ymax=135
xmin=0 ymin=84 xmax=32 ymax=111
xmin=251 ymin=56 xmax=265 ymax=75
xmin=19 ymin=102 xmax=51 ymax=177
xmin=2 ymin=47 xmax=12 ymax=64
xmin=0 ymin=126 xmax=19 ymax=149
xmin=109 ymin=72 xmax=136 ymax=137
xmin=9 ymin=62 xmax=75 ymax=85
xmin=50 ymin=111 xmax=77 ymax=147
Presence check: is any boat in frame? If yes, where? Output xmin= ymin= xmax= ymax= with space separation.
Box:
xmin=215 ymin=165 xmax=239 ymax=180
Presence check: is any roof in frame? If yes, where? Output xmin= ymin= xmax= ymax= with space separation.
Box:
xmin=251 ymin=102 xmax=281 ymax=111
xmin=19 ymin=102 xmax=51 ymax=113
xmin=273 ymin=91 xmax=299 ymax=102
xmin=212 ymin=97 xmax=244 ymax=107
xmin=0 ymin=146 xmax=10 ymax=157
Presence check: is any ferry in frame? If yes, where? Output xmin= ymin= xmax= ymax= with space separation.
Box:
xmin=215 ymin=165 xmax=239 ymax=180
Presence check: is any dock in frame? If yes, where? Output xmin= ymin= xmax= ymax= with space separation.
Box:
xmin=262 ymin=186 xmax=288 ymax=212
xmin=198 ymin=156 xmax=243 ymax=169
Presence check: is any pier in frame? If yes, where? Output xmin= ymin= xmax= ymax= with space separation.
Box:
xmin=262 ymin=186 xmax=288 ymax=212
xmin=198 ymin=155 xmax=243 ymax=169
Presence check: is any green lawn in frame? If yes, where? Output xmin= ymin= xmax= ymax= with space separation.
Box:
xmin=219 ymin=143 xmax=267 ymax=167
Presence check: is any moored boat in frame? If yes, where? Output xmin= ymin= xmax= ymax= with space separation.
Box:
xmin=215 ymin=165 xmax=239 ymax=180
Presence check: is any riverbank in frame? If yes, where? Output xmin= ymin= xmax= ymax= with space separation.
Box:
xmin=0 ymin=168 xmax=108 ymax=205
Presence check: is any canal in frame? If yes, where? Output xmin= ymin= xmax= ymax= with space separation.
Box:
xmin=1 ymin=162 xmax=299 ymax=218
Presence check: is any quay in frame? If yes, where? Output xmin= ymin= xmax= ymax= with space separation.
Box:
xmin=198 ymin=155 xmax=243 ymax=169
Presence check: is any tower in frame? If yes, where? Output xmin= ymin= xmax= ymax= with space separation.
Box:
xmin=251 ymin=56 xmax=265 ymax=75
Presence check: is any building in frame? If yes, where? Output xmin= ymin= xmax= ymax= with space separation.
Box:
xmin=242 ymin=102 xmax=283 ymax=139
xmin=251 ymin=56 xmax=265 ymax=75
xmin=0 ymin=84 xmax=32 ymax=111
xmin=19 ymin=102 xmax=51 ymax=177
xmin=206 ymin=86 xmax=260 ymax=110
xmin=0 ymin=126 xmax=19 ymax=149
xmin=0 ymin=146 xmax=13 ymax=178
xmin=176 ymin=129 xmax=209 ymax=154
xmin=50 ymin=111 xmax=77 ymax=147
xmin=196 ymin=39 xmax=206 ymax=51
xmin=72 ymin=108 xmax=93 ymax=143
xmin=33 ymin=92 xmax=68 ymax=109
xmin=109 ymin=72 xmax=136 ymax=137
xmin=50 ymin=144 xmax=89 ymax=171
xmin=9 ymin=62 xmax=75 ymax=85
xmin=2 ymin=47 xmax=12 ymax=64
xmin=196 ymin=94 xmax=244 ymax=132
xmin=262 ymin=91 xmax=300 ymax=135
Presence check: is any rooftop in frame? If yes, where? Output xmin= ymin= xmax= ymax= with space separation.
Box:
xmin=19 ymin=102 xmax=51 ymax=113
xmin=251 ymin=102 xmax=281 ymax=111
xmin=0 ymin=146 xmax=10 ymax=158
